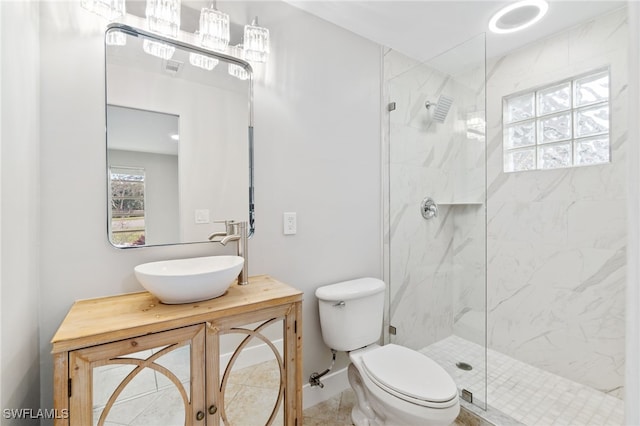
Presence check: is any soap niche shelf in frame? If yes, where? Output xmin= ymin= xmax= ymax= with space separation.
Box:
xmin=437 ymin=201 xmax=484 ymax=206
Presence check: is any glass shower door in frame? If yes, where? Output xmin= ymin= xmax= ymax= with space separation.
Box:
xmin=385 ymin=33 xmax=487 ymax=409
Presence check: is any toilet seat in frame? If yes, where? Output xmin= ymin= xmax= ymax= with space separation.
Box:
xmin=360 ymin=344 xmax=458 ymax=408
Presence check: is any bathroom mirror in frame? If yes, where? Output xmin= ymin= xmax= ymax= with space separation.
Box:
xmin=105 ymin=24 xmax=254 ymax=248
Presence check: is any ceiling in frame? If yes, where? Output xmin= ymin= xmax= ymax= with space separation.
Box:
xmin=107 ymin=105 xmax=179 ymax=155
xmin=127 ymin=0 xmax=625 ymax=68
xmin=283 ymin=0 xmax=625 ymax=62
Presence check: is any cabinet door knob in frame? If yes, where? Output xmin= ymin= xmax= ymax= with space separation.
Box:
xmin=208 ymin=404 xmax=218 ymax=415
xmin=196 ymin=411 xmax=205 ymax=421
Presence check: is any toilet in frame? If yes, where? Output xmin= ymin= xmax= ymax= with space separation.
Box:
xmin=316 ymin=278 xmax=460 ymax=426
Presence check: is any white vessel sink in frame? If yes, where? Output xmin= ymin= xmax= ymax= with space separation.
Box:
xmin=134 ymin=256 xmax=244 ymax=304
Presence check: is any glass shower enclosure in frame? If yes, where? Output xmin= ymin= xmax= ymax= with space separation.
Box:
xmin=384 ymin=34 xmax=487 ymax=409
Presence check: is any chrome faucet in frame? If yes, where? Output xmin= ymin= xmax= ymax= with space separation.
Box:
xmin=208 ymin=220 xmax=249 ymax=285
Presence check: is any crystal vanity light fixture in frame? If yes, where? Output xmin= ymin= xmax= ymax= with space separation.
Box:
xmin=228 ymin=44 xmax=249 ymax=80
xmin=80 ymin=0 xmax=125 ymax=21
xmin=189 ymin=52 xmax=219 ymax=71
xmin=105 ymin=29 xmax=127 ymax=46
xmin=143 ymin=39 xmax=175 ymax=60
xmin=243 ymin=17 xmax=270 ymax=63
xmin=146 ymin=0 xmax=181 ymax=38
xmin=198 ymin=3 xmax=230 ymax=52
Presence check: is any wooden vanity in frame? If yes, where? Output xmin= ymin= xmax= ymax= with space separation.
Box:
xmin=51 ymin=275 xmax=303 ymax=426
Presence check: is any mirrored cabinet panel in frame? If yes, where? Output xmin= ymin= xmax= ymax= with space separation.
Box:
xmin=82 ymin=322 xmax=286 ymax=426
xmin=72 ymin=326 xmax=206 ymax=426
xmin=219 ymin=321 xmax=285 ymax=425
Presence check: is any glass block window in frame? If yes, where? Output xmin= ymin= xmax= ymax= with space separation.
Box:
xmin=503 ymin=69 xmax=610 ymax=172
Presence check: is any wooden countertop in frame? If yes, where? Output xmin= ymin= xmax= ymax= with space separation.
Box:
xmin=51 ymin=275 xmax=302 ymax=353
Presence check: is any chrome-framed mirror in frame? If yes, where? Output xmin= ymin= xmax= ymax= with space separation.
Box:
xmin=105 ymin=23 xmax=254 ymax=248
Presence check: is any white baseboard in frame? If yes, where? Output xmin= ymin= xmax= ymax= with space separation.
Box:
xmin=220 ymin=338 xmax=284 ymax=371
xmin=302 ymin=367 xmax=350 ymax=409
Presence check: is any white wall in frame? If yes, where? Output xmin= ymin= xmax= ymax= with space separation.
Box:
xmin=38 ymin=0 xmax=380 ymax=415
xmin=1 ymin=1 xmax=41 ymax=423
xmin=226 ymin=0 xmax=382 ymax=389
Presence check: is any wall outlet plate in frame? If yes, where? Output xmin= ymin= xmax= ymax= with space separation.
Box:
xmin=283 ymin=212 xmax=296 ymax=235
xmin=195 ymin=209 xmax=210 ymax=224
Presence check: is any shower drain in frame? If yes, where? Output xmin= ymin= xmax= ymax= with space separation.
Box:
xmin=456 ymin=361 xmax=473 ymax=371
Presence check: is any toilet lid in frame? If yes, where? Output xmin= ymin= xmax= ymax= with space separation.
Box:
xmin=361 ymin=344 xmax=458 ymax=404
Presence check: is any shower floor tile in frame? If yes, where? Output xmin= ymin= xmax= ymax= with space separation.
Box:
xmin=421 ymin=335 xmax=624 ymax=426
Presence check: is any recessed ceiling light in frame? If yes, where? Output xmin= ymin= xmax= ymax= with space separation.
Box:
xmin=489 ymin=0 xmax=549 ymax=34
xmin=170 ymin=133 xmax=180 ymax=141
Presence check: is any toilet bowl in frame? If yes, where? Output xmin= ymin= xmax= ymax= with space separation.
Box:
xmin=348 ymin=344 xmax=459 ymax=426
xmin=315 ymin=278 xmax=460 ymax=426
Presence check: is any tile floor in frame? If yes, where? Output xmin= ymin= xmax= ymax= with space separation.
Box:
xmin=422 ymin=335 xmax=625 ymax=426
xmin=93 ymin=337 xmax=625 ymax=425
xmin=303 ymin=389 xmax=356 ymax=425
xmin=302 ymin=388 xmax=480 ymax=426
xmin=95 ymin=358 xmax=467 ymax=425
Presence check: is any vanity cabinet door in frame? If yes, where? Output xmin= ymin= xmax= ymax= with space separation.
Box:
xmin=206 ymin=302 xmax=302 ymax=426
xmin=68 ymin=325 xmax=206 ymax=426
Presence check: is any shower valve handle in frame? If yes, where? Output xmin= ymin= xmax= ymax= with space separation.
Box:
xmin=420 ymin=197 xmax=438 ymax=220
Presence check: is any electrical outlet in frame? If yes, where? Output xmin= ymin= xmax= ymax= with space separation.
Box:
xmin=283 ymin=212 xmax=297 ymax=235
xmin=195 ymin=209 xmax=210 ymax=224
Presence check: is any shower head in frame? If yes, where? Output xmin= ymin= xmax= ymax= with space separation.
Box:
xmin=425 ymin=95 xmax=454 ymax=123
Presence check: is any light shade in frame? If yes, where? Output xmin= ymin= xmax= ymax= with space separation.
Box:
xmin=189 ymin=52 xmax=219 ymax=71
xmin=81 ymin=0 xmax=125 ymax=21
xmin=228 ymin=45 xmax=249 ymax=80
xmin=198 ymin=6 xmax=230 ymax=52
xmin=243 ymin=17 xmax=270 ymax=63
xmin=488 ymin=0 xmax=548 ymax=34
xmin=143 ymin=39 xmax=175 ymax=60
xmin=146 ymin=0 xmax=181 ymax=38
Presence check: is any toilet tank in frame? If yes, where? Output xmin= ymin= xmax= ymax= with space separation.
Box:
xmin=315 ymin=278 xmax=386 ymax=352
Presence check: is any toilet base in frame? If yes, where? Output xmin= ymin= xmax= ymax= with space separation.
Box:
xmin=349 ymin=363 xmax=385 ymax=425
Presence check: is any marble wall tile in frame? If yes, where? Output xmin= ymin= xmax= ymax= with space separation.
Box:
xmin=487 ymin=243 xmax=625 ymax=396
xmin=384 ymin=48 xmax=422 ymax=81
xmin=452 ymin=204 xmax=486 ymax=327
xmin=391 ymin=269 xmax=455 ymax=350
xmin=567 ymin=199 xmax=627 ymax=251
xmin=486 ymin=7 xmax=627 ymax=397
xmin=386 ymin=46 xmax=486 ymax=352
xmin=568 ymin=9 xmax=628 ymax=65
xmin=486 ymin=33 xmax=570 ymax=96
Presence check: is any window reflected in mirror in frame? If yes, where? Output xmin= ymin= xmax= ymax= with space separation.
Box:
xmin=107 ymin=105 xmax=180 ymax=247
xmin=109 ymin=166 xmax=146 ymax=247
